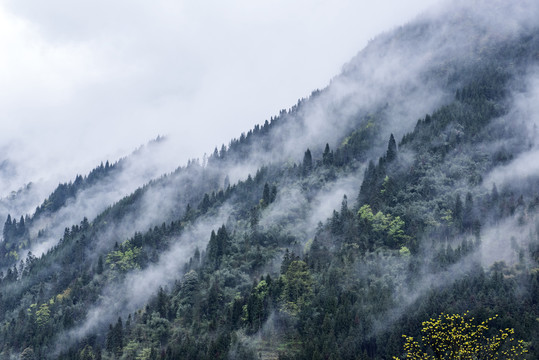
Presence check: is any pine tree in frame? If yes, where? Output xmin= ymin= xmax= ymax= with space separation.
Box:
xmin=323 ymin=143 xmax=334 ymax=165
xmin=199 ymin=193 xmax=211 ymax=213
xmin=113 ymin=317 xmax=123 ymax=356
xmin=207 ymin=230 xmax=219 ymax=269
xmin=18 ymin=216 xmax=25 ymax=237
xmin=463 ymin=192 xmax=474 ymax=231
xmin=303 ymin=149 xmax=313 ymax=174
xmin=3 ymin=214 xmax=12 ymax=241
xmin=96 ymin=256 xmax=104 ymax=275
xmin=358 ymin=160 xmax=377 ymax=205
xmin=454 ymin=194 xmax=463 ymax=231
xmin=262 ymin=183 xmax=271 ymax=207
xmin=386 ymin=133 xmax=397 ymax=161
xmin=157 ymin=286 xmax=168 ymax=319
xmin=491 ymin=183 xmax=499 ymax=203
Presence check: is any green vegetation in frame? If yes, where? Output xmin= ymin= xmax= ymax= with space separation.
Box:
xmin=106 ymin=242 xmax=142 ymax=273
xmin=0 ymin=8 xmax=539 ymax=360
xmin=394 ymin=312 xmax=528 ymax=359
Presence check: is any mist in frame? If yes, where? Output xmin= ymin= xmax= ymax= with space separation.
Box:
xmin=46 ymin=0 xmax=539 ymax=343
xmin=216 ymin=0 xmax=539 ymax=175
xmin=365 ymin=47 xmax=539 ymax=337
xmin=50 ymin=159 xmax=362 ymax=347
xmin=23 ymin=138 xmax=184 ymax=258
xmin=55 ymin=203 xmax=234 ymax=354
xmin=370 ymin=211 xmax=538 ymax=336
xmin=1 ymin=1 xmax=539 ymax=358
xmin=0 ymin=0 xmax=442 ymax=204
xmin=259 ymin=170 xmax=363 ymax=244
xmin=484 ymin=68 xmax=539 ymax=189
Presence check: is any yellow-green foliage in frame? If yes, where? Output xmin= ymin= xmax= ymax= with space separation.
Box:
xmin=78 ymin=345 xmax=97 ymax=360
xmin=381 ymin=175 xmax=390 ymax=194
xmin=242 ymin=280 xmax=270 ymax=323
xmin=7 ymin=250 xmax=19 ymax=262
xmin=37 ymin=304 xmax=50 ymax=327
xmin=399 ymin=246 xmax=411 ymax=257
xmin=394 ymin=312 xmax=528 ymax=359
xmin=28 ymin=303 xmax=51 ymax=328
xmin=341 ymin=116 xmax=376 ymax=147
xmin=56 ymin=287 xmax=72 ymax=302
xmin=358 ymin=204 xmax=410 ymax=245
xmin=106 ymin=242 xmax=141 ymax=273
xmin=136 ymin=347 xmax=153 ymax=360
xmin=441 ymin=209 xmax=453 ymax=225
xmin=27 ymin=303 xmax=36 ymax=316
xmin=282 ymin=260 xmax=313 ymax=314
xmin=304 ymin=238 xmax=314 ymax=252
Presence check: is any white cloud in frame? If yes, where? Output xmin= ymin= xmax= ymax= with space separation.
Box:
xmin=0 ymin=0 xmax=441 ymax=204
xmin=484 ymin=68 xmax=539 ymax=188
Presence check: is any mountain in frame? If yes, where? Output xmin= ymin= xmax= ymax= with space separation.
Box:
xmin=1 ymin=1 xmax=539 ymax=359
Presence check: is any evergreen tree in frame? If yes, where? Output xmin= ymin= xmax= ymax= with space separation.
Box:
xmin=156 ymin=286 xmax=168 ymax=319
xmin=386 ymin=133 xmax=397 ymax=161
xmin=207 ymin=230 xmax=219 ymax=268
xmin=206 ymin=226 xmax=230 ymax=269
xmin=303 ymin=149 xmax=313 ymax=174
xmin=358 ymin=160 xmax=377 ymax=205
xmin=113 ymin=317 xmax=123 ymax=356
xmin=199 ymin=193 xmax=211 ymax=213
xmin=3 ymin=214 xmax=12 ymax=241
xmin=491 ymin=183 xmax=499 ymax=201
xmin=96 ymin=256 xmax=104 ymax=275
xmin=262 ymin=182 xmax=271 ymax=207
xmin=454 ymin=194 xmax=463 ymax=231
xmin=323 ymin=143 xmax=334 ymax=166
xmin=18 ymin=216 xmax=26 ymax=237
xmin=463 ymin=192 xmax=474 ymax=231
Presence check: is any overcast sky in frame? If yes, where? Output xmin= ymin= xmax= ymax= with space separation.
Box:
xmin=0 ymin=0 xmax=442 ymax=196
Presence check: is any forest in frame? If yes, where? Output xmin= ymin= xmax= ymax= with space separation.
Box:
xmin=1 ymin=1 xmax=539 ymax=359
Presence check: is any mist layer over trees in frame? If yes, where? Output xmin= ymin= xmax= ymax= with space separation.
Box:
xmin=1 ymin=1 xmax=539 ymax=359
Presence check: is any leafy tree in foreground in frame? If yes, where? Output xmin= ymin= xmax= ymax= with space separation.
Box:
xmin=394 ymin=312 xmax=528 ymax=359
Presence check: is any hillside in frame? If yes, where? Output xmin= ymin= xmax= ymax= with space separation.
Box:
xmin=1 ymin=1 xmax=539 ymax=359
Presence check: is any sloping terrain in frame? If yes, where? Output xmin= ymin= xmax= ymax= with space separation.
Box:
xmin=1 ymin=1 xmax=539 ymax=359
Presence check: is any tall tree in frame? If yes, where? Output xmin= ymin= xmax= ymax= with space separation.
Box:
xmin=262 ymin=183 xmax=271 ymax=207
xmin=303 ymin=149 xmax=313 ymax=174
xmin=454 ymin=194 xmax=463 ymax=231
xmin=386 ymin=133 xmax=397 ymax=161
xmin=323 ymin=143 xmax=334 ymax=165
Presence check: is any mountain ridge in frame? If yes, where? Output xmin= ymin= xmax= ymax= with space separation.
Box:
xmin=1 ymin=1 xmax=539 ymax=359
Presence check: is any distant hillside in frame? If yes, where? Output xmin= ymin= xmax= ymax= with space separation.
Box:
xmin=1 ymin=1 xmax=538 ymax=359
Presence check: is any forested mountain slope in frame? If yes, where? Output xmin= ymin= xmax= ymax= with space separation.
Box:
xmin=1 ymin=1 xmax=539 ymax=359
xmin=0 ymin=136 xmax=178 ymax=271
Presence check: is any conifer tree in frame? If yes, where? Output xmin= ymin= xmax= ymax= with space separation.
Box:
xmin=386 ymin=133 xmax=397 ymax=161
xmin=262 ymin=183 xmax=271 ymax=207
xmin=303 ymin=149 xmax=313 ymax=174
xmin=323 ymin=143 xmax=333 ymax=165
xmin=454 ymin=194 xmax=463 ymax=231
xmin=3 ymin=214 xmax=12 ymax=241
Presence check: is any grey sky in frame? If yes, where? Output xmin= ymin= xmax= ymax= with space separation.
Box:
xmin=0 ymin=0 xmax=442 ymax=198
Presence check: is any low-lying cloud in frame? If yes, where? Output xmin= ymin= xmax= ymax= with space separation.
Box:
xmin=56 ymin=203 xmax=233 ymax=354
xmin=0 ymin=0 xmax=443 ymax=206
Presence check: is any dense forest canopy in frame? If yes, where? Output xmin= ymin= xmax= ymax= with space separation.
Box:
xmin=1 ymin=1 xmax=539 ymax=359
